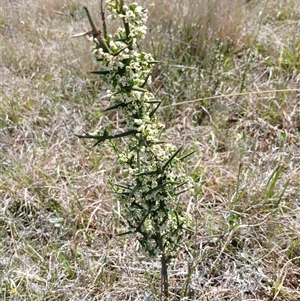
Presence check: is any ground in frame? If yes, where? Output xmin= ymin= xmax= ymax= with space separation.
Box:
xmin=1 ymin=0 xmax=300 ymax=300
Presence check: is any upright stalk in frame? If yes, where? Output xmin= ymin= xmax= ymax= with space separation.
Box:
xmin=157 ymin=231 xmax=169 ymax=299
xmin=73 ymin=1 xmax=193 ymax=297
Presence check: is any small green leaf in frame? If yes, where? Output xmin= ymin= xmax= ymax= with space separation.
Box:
xmin=149 ymin=102 xmax=161 ymax=118
xmin=148 ymin=60 xmax=160 ymax=64
xmin=162 ymin=146 xmax=183 ymax=170
xmin=104 ymin=102 xmax=128 ymax=111
xmin=178 ymin=150 xmax=196 ymax=161
xmin=131 ymin=86 xmax=148 ymax=93
xmin=135 ymin=170 xmax=158 ymax=177
xmin=75 ymin=129 xmax=138 ymax=147
xmin=128 ymin=182 xmax=142 ymax=198
xmin=90 ymin=69 xmax=110 ymax=75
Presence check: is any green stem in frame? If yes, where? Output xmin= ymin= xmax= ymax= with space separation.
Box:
xmin=119 ymin=0 xmax=131 ymax=42
xmin=83 ymin=6 xmax=110 ymax=53
xmin=100 ymin=0 xmax=108 ymax=38
xmin=157 ymin=231 xmax=169 ymax=300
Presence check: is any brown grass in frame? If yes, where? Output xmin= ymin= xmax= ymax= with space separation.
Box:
xmin=1 ymin=0 xmax=300 ymax=300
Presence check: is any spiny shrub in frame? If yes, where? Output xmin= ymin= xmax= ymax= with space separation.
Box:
xmin=73 ymin=1 xmax=193 ymax=298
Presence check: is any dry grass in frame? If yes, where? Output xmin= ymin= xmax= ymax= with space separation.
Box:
xmin=1 ymin=0 xmax=300 ymax=300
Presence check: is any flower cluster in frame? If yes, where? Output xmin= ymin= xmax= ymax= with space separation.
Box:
xmin=77 ymin=0 xmax=193 ymax=262
xmin=107 ymin=1 xmax=148 ymax=39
